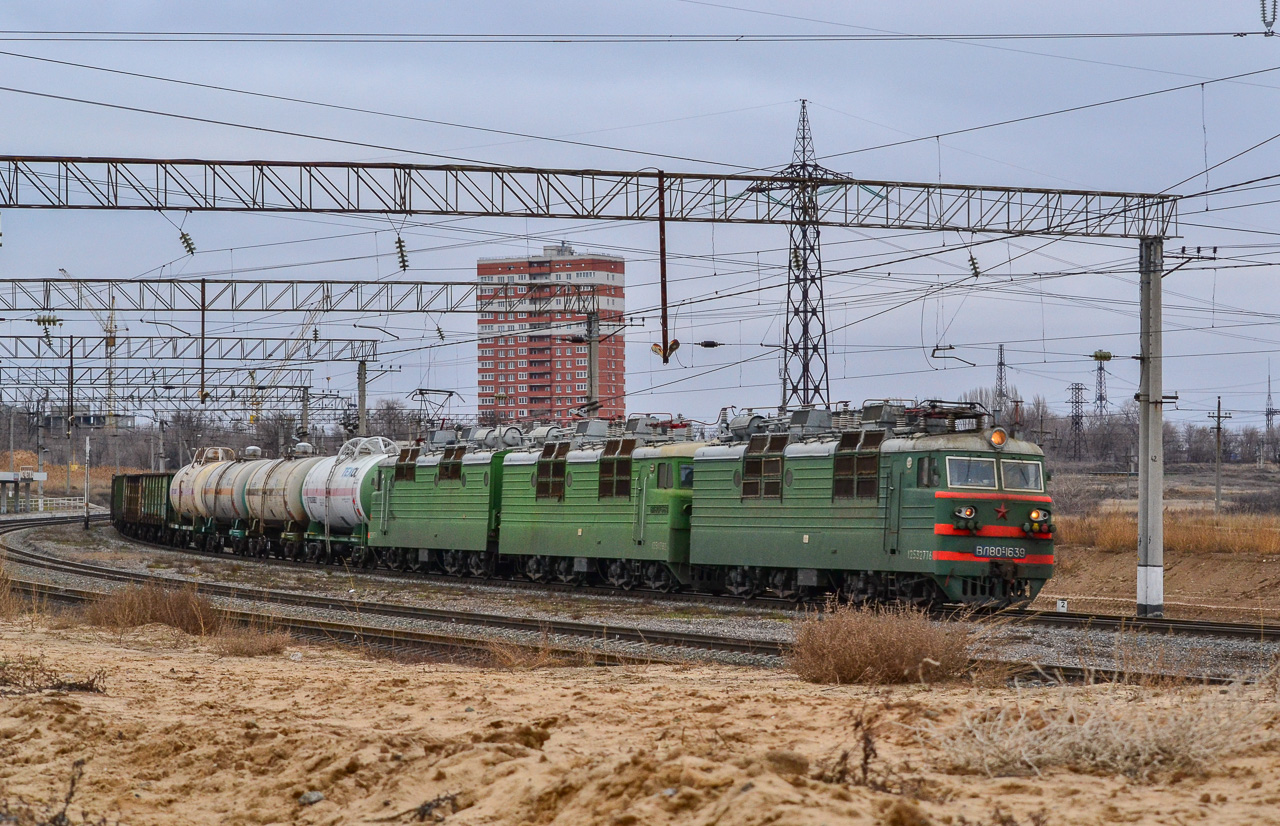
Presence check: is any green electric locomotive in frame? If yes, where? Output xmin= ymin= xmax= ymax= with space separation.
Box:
xmin=112 ymin=400 xmax=1054 ymax=606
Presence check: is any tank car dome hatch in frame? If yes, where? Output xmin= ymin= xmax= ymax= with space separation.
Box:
xmin=292 ymin=442 xmax=315 ymax=456
xmin=242 ymin=446 xmax=263 ymax=459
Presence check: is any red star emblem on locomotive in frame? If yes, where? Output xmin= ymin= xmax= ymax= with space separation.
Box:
xmin=994 ymin=503 xmax=1009 ymax=520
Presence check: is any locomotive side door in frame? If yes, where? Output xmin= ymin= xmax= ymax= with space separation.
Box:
xmin=884 ymin=458 xmax=902 ymax=556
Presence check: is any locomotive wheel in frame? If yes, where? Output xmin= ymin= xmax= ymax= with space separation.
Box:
xmin=387 ymin=548 xmax=408 ymax=572
xmin=767 ymin=569 xmax=799 ymax=601
xmin=724 ymin=566 xmax=760 ymax=599
xmin=524 ymin=555 xmax=551 ymax=583
xmin=552 ymin=557 xmax=582 ymax=585
xmin=466 ymin=551 xmax=494 ymax=578
xmin=643 ymin=563 xmax=678 ymax=593
xmin=441 ymin=549 xmax=466 ymax=577
xmin=605 ymin=559 xmax=639 ymax=591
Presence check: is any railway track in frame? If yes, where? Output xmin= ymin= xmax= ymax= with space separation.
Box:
xmin=1 ymin=517 xmax=1269 ymax=684
xmin=109 ymin=520 xmax=1280 ymax=644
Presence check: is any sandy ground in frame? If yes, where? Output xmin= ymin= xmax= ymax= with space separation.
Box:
xmin=1033 ymin=544 xmax=1280 ymax=621
xmin=2 ymin=620 xmax=1280 ymax=826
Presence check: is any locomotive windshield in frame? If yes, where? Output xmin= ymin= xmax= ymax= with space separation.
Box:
xmin=1000 ymin=459 xmax=1044 ymax=492
xmin=946 ymin=456 xmax=997 ymax=489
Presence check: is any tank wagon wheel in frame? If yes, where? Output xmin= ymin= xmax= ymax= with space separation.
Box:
xmin=441 ymin=550 xmax=466 ymax=577
xmin=523 ymin=556 xmax=551 ymax=583
xmin=551 ymin=557 xmax=582 ymax=585
xmin=466 ymin=551 xmax=495 ymax=579
xmin=286 ymin=541 xmax=303 ymax=563
xmin=724 ymin=567 xmax=761 ymax=600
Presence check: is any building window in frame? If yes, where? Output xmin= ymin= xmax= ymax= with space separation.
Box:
xmin=742 ymin=434 xmax=788 ymax=500
xmin=575 ymin=383 xmax=587 ymax=391
xmin=518 ymin=360 xmax=528 ymax=367
xmin=575 ymin=371 xmax=587 ymax=379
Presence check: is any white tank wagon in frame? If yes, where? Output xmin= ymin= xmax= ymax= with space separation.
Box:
xmin=242 ymin=443 xmax=326 ymax=559
xmin=168 ymin=446 xmax=237 ymax=551
xmin=301 ymin=436 xmax=399 ymax=562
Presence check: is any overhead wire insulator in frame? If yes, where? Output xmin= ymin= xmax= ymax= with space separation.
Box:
xmin=436 ymin=326 xmax=445 ymax=341
xmin=968 ymin=253 xmax=981 ymax=279
xmin=179 ymin=231 xmax=197 ymax=255
xmin=395 ymin=236 xmax=409 ymax=271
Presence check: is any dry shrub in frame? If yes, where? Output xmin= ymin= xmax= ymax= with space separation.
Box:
xmin=790 ymin=603 xmax=969 ymax=685
xmin=84 ymin=582 xmax=224 ymax=636
xmin=212 ymin=625 xmax=292 ymax=657
xmin=917 ymin=687 xmax=1278 ymax=780
xmin=0 ymin=655 xmax=105 ymax=695
xmin=1057 ymin=511 xmax=1280 ymax=554
xmin=484 ymin=633 xmax=591 ymax=670
xmin=0 ymin=565 xmax=22 ymax=620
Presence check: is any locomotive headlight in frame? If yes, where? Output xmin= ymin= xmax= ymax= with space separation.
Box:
xmin=954 ymin=506 xmax=976 ymax=520
xmin=1029 ymin=509 xmax=1049 ymax=522
xmin=989 ymin=427 xmax=1009 ymax=449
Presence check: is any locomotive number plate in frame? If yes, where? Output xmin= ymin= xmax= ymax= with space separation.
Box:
xmin=974 ymin=545 xmax=1027 ymax=559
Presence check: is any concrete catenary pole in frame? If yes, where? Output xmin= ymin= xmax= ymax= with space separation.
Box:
xmin=1136 ymin=237 xmax=1165 ymax=618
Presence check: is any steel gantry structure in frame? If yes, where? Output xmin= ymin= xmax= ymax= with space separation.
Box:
xmin=0 ymin=154 xmax=1178 ymax=616
xmin=0 ymin=334 xmax=376 ymax=362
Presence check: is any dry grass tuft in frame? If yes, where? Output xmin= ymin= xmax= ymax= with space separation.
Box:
xmin=84 ymin=582 xmax=224 ymax=636
xmin=0 ymin=655 xmax=106 ymax=695
xmin=916 ymin=687 xmax=1279 ymax=781
xmin=211 ymin=626 xmax=292 ymax=657
xmin=0 ymin=564 xmax=22 ymax=620
xmin=790 ymin=602 xmax=969 ymax=685
xmin=1057 ymin=511 xmax=1280 ymax=554
xmin=484 ymin=633 xmax=592 ymax=670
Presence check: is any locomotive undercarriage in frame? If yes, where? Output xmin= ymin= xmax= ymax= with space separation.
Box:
xmin=126 ymin=522 xmax=1032 ymax=606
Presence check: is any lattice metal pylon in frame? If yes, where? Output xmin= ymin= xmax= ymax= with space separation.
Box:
xmin=749 ymin=101 xmax=833 ymax=408
xmin=994 ymin=344 xmax=1008 ymax=420
xmin=1068 ymin=382 xmax=1088 ymax=459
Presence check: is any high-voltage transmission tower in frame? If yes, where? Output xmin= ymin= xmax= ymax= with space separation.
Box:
xmin=747 ymin=101 xmax=835 ymax=408
xmin=994 ymin=344 xmax=1009 ymax=422
xmin=1068 ymin=382 xmax=1088 ymax=459
xmin=1093 ymin=350 xmax=1112 ymax=416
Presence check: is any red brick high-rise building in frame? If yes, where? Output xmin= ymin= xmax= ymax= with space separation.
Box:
xmin=476 ymin=244 xmax=626 ymax=423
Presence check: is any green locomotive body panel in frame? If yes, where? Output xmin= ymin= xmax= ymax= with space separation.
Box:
xmin=498 ymin=441 xmax=698 ymax=565
xmin=368 ymin=448 xmax=508 ymax=552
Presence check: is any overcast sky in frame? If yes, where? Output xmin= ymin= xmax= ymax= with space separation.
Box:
xmin=2 ymin=1 xmax=1279 ymax=432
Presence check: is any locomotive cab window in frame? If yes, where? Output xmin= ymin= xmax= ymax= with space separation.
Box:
xmin=946 ymin=456 xmax=997 ymax=489
xmin=438 ymin=446 xmax=467 ymax=482
xmin=1001 ymin=459 xmax=1044 ymax=492
xmin=598 ymin=438 xmax=636 ymax=499
xmin=678 ymin=463 xmax=694 ymax=489
xmin=656 ymin=462 xmax=673 ymax=489
xmin=536 ymin=442 xmax=570 ymax=500
xmin=742 ymin=433 xmax=787 ymax=499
